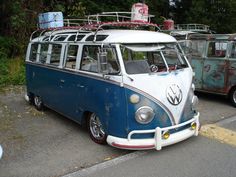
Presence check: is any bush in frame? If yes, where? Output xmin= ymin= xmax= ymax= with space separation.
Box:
xmin=0 ymin=57 xmax=25 ymax=86
xmin=0 ymin=36 xmax=17 ymax=58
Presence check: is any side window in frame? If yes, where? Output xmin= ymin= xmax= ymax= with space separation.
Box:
xmin=80 ymin=45 xmax=120 ymax=74
xmin=230 ymin=42 xmax=236 ymax=58
xmin=65 ymin=45 xmax=78 ymax=69
xmin=50 ymin=44 xmax=62 ymax=67
xmin=39 ymin=44 xmax=48 ymax=63
xmin=106 ymin=47 xmax=120 ymax=74
xmin=189 ymin=40 xmax=206 ymax=57
xmin=80 ymin=46 xmax=99 ymax=73
xmin=29 ymin=43 xmax=38 ymax=62
xmin=208 ymin=41 xmax=227 ymax=57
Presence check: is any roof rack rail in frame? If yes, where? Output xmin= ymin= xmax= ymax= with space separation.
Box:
xmin=160 ymin=23 xmax=211 ymax=33
xmin=174 ymin=24 xmax=210 ymax=32
xmin=87 ymin=11 xmax=154 ymax=23
xmin=90 ymin=21 xmax=160 ymax=42
xmin=32 ymin=11 xmax=159 ymax=41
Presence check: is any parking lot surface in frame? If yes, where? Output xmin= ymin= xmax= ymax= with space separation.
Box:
xmin=0 ymin=86 xmax=128 ymax=177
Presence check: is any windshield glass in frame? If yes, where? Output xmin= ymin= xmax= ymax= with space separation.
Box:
xmin=121 ymin=43 xmax=188 ymax=74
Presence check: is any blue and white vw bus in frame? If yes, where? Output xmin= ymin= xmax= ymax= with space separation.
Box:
xmin=25 ymin=12 xmax=200 ymax=150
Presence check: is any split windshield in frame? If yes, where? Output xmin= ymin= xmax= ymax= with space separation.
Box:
xmin=121 ymin=43 xmax=188 ymax=74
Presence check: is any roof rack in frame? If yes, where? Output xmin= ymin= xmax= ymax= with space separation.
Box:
xmin=160 ymin=23 xmax=211 ymax=33
xmin=31 ymin=11 xmax=159 ymax=42
xmin=174 ymin=24 xmax=210 ymax=32
xmin=87 ymin=12 xmax=154 ymax=23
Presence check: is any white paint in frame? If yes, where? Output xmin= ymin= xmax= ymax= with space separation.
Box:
xmin=96 ymin=30 xmax=176 ymax=43
xmin=123 ymin=68 xmax=193 ymax=125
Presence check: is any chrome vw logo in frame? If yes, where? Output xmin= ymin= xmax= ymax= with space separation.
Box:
xmin=166 ymin=84 xmax=183 ymax=105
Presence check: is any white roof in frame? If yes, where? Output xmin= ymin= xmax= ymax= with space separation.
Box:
xmin=31 ymin=29 xmax=176 ymax=43
xmin=96 ymin=30 xmax=176 ymax=43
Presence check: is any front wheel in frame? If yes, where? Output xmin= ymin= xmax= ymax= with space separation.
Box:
xmin=229 ymin=87 xmax=236 ymax=107
xmin=87 ymin=113 xmax=107 ymax=144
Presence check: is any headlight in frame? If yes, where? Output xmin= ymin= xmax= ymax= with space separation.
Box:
xmin=135 ymin=106 xmax=155 ymax=124
xmin=192 ymin=95 xmax=198 ymax=110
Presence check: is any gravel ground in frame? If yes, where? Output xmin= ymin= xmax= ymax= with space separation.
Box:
xmin=0 ymin=86 xmax=128 ymax=177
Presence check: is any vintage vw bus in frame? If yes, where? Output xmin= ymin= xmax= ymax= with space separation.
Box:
xmin=180 ymin=34 xmax=236 ymax=107
xmin=25 ymin=12 xmax=199 ymax=150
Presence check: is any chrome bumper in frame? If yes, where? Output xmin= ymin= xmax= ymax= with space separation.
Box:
xmin=107 ymin=112 xmax=200 ymax=150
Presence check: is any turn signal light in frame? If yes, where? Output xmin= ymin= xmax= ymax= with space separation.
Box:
xmin=162 ymin=131 xmax=170 ymax=139
xmin=191 ymin=122 xmax=197 ymax=130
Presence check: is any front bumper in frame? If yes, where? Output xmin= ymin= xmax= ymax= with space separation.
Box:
xmin=107 ymin=112 xmax=200 ymax=150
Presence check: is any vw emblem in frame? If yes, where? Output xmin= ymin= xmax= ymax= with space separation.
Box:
xmin=166 ymin=84 xmax=183 ymax=105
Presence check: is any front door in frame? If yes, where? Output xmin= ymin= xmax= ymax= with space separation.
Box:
xmin=202 ymin=40 xmax=228 ymax=93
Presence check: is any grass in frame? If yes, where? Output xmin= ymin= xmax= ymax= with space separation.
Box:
xmin=0 ymin=57 xmax=25 ymax=87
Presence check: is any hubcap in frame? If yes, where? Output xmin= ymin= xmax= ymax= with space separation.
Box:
xmin=34 ymin=96 xmax=42 ymax=106
xmin=89 ymin=113 xmax=105 ymax=140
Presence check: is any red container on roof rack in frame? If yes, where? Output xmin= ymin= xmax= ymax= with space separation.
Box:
xmin=131 ymin=3 xmax=149 ymax=22
xmin=163 ymin=19 xmax=174 ymax=30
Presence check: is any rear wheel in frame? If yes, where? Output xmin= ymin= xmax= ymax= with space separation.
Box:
xmin=87 ymin=112 xmax=107 ymax=144
xmin=34 ymin=96 xmax=44 ymax=111
xmin=229 ymin=87 xmax=236 ymax=107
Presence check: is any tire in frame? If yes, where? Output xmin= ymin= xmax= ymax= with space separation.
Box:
xmin=34 ymin=96 xmax=44 ymax=111
xmin=229 ymin=87 xmax=236 ymax=107
xmin=87 ymin=112 xmax=107 ymax=144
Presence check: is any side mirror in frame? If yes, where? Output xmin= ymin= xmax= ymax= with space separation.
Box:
xmin=98 ymin=49 xmax=108 ymax=74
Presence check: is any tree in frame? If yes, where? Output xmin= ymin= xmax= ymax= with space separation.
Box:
xmin=171 ymin=0 xmax=236 ymax=33
xmin=170 ymin=0 xmax=193 ymax=23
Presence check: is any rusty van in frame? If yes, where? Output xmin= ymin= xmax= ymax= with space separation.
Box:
xmin=181 ymin=34 xmax=236 ymax=106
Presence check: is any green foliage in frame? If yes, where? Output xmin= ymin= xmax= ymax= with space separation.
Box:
xmin=171 ymin=0 xmax=236 ymax=33
xmin=185 ymin=0 xmax=236 ymax=33
xmin=0 ymin=57 xmax=25 ymax=86
xmin=0 ymin=36 xmax=16 ymax=59
xmin=67 ymin=2 xmax=86 ymax=17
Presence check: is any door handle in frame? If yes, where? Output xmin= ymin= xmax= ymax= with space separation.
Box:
xmin=60 ymin=79 xmax=65 ymax=83
xmin=77 ymin=84 xmax=84 ymax=88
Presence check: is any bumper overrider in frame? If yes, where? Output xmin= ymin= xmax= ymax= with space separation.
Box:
xmin=107 ymin=112 xmax=200 ymax=150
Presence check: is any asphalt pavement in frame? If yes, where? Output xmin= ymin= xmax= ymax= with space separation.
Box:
xmin=64 ymin=117 xmax=236 ymax=177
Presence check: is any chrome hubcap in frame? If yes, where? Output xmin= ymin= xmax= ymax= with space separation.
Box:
xmin=89 ymin=113 xmax=105 ymax=140
xmin=34 ymin=96 xmax=42 ymax=106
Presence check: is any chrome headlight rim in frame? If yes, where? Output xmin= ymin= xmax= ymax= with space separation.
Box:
xmin=135 ymin=106 xmax=155 ymax=124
